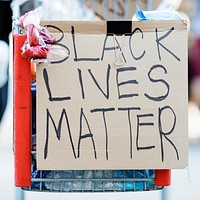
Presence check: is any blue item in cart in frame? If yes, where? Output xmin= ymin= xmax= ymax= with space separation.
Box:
xmin=117 ymin=170 xmax=154 ymax=191
xmin=133 ymin=6 xmax=182 ymax=21
xmin=135 ymin=6 xmax=147 ymax=20
xmin=31 ymin=82 xmax=36 ymax=96
xmin=27 ymin=163 xmax=51 ymax=190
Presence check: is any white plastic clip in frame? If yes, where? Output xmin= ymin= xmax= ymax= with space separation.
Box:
xmin=113 ymin=34 xmax=125 ymax=66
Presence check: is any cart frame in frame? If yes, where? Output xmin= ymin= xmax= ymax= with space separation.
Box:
xmin=12 ymin=0 xmax=171 ymax=194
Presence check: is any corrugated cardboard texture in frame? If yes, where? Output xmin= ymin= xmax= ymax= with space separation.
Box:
xmin=37 ymin=20 xmax=188 ymax=170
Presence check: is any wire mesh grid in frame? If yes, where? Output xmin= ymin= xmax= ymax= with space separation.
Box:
xmin=23 ymin=165 xmax=163 ymax=192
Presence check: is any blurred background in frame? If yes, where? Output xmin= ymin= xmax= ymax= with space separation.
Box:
xmin=0 ymin=0 xmax=200 ymax=199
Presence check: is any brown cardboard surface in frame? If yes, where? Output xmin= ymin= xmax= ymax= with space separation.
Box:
xmin=37 ymin=20 xmax=188 ymax=170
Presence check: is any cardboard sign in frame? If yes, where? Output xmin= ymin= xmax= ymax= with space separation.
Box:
xmin=37 ymin=20 xmax=188 ymax=170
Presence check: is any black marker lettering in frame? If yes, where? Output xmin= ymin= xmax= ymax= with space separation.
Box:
xmin=136 ymin=114 xmax=155 ymax=151
xmin=144 ymin=64 xmax=170 ymax=102
xmin=118 ymin=107 xmax=141 ymax=159
xmin=45 ymin=24 xmax=70 ymax=64
xmin=44 ymin=24 xmax=64 ymax=43
xmin=43 ymin=68 xmax=71 ymax=101
xmin=91 ymin=108 xmax=115 ymax=160
xmin=116 ymin=66 xmax=138 ymax=99
xmin=77 ymin=68 xmax=85 ymax=99
xmin=77 ymin=108 xmax=97 ymax=159
xmin=156 ymin=27 xmax=180 ymax=61
xmin=71 ymin=26 xmax=100 ymax=62
xmin=44 ymin=108 xmax=76 ymax=159
xmin=51 ymin=43 xmax=70 ymax=64
xmin=101 ymin=35 xmax=126 ymax=62
xmin=114 ymin=36 xmax=127 ymax=63
xmin=158 ymin=105 xmax=179 ymax=162
xmin=129 ymin=27 xmax=146 ymax=60
xmin=88 ymin=64 xmax=111 ymax=99
xmin=101 ymin=35 xmax=115 ymax=60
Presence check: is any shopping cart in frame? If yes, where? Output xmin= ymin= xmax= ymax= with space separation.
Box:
xmin=12 ymin=0 xmax=174 ymax=195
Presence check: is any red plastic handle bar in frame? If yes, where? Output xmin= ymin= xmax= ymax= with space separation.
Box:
xmin=155 ymin=169 xmax=171 ymax=186
xmin=14 ymin=34 xmax=31 ymax=187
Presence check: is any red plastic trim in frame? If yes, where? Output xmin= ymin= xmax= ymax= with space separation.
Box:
xmin=155 ymin=169 xmax=171 ymax=186
xmin=14 ymin=34 xmax=31 ymax=187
